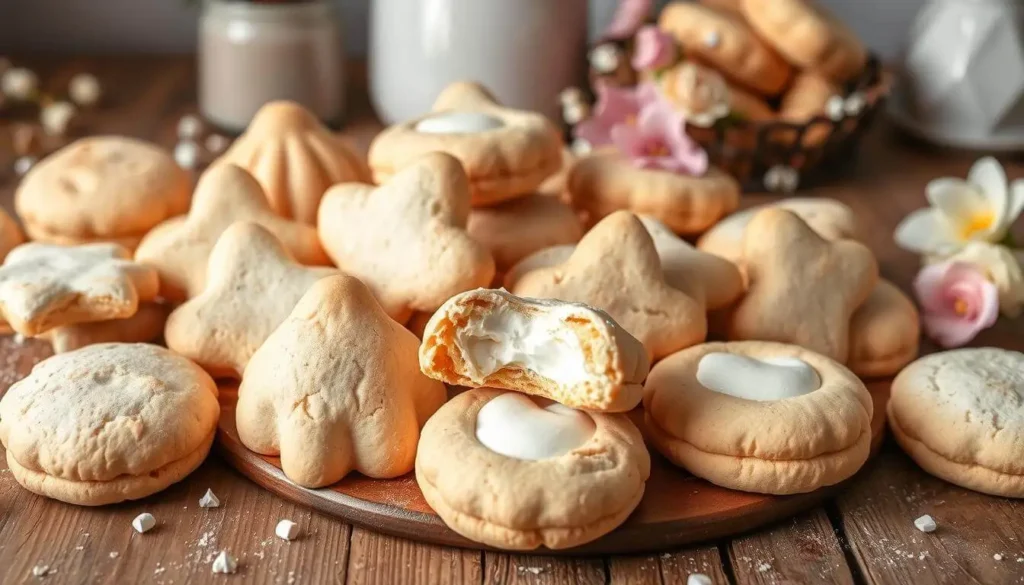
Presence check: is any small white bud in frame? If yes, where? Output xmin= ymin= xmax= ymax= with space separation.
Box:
xmin=174 ymin=141 xmax=200 ymax=170
xmin=40 ymin=101 xmax=76 ymax=136
xmin=177 ymin=114 xmax=203 ymax=140
xmin=2 ymin=68 xmax=38 ymax=100
xmin=69 ymin=73 xmax=102 ymax=107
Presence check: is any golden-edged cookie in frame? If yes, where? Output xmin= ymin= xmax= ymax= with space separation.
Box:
xmin=847 ymin=280 xmax=920 ymax=378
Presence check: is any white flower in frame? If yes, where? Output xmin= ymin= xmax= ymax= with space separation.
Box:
xmin=68 ymin=73 xmax=102 ymax=106
xmin=174 ymin=140 xmax=200 ymax=169
xmin=895 ymin=157 xmax=1024 ymax=255
xmin=936 ymin=241 xmax=1024 ymax=318
xmin=562 ymin=101 xmax=590 ymax=125
xmin=40 ymin=101 xmax=76 ymax=136
xmin=764 ymin=165 xmax=799 ymax=193
xmin=825 ymin=95 xmax=846 ymax=121
xmin=177 ymin=114 xmax=204 ymax=140
xmin=559 ymin=87 xmax=586 ymax=107
xmin=843 ymin=92 xmax=866 ymax=117
xmin=1 ymin=67 xmax=38 ymax=100
xmin=589 ymin=44 xmax=621 ymax=74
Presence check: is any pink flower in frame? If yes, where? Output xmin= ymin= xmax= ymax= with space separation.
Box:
xmin=574 ymin=82 xmax=659 ymax=148
xmin=631 ymin=26 xmax=677 ymax=71
xmin=610 ymin=100 xmax=709 ymax=175
xmin=605 ymin=0 xmax=652 ymax=39
xmin=914 ymin=261 xmax=1000 ymax=348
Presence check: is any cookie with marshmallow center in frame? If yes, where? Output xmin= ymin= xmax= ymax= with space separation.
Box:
xmin=416 ymin=388 xmax=650 ymax=550
xmin=420 ymin=289 xmax=649 ymax=412
xmin=368 ymin=81 xmax=562 ymax=207
xmin=643 ymin=341 xmax=872 ymax=494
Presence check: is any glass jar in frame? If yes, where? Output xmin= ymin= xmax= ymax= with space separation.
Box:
xmin=199 ymin=0 xmax=344 ymax=132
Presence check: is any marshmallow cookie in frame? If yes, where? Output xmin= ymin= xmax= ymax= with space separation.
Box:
xmin=368 ymin=81 xmax=562 ymax=207
xmin=512 ymin=211 xmax=706 ymax=361
xmin=165 ymin=222 xmax=338 ymax=378
xmin=658 ymin=2 xmax=792 ymax=95
xmin=135 ymin=164 xmax=329 ymax=301
xmin=237 ymin=276 xmax=446 ymax=488
xmin=467 ymin=194 xmax=583 ymax=273
xmin=0 ymin=242 xmax=159 ymax=336
xmin=568 ymin=151 xmax=740 ymax=237
xmin=727 ymin=209 xmax=877 ymax=363
xmin=889 ymin=349 xmax=1024 ymax=497
xmin=317 ymin=153 xmax=495 ymax=324
xmin=420 ymin=289 xmax=650 ymax=412
xmin=847 ymin=280 xmax=920 ymax=378
xmin=644 ymin=341 xmax=872 ymax=494
xmin=698 ymin=197 xmax=860 ymax=264
xmin=741 ymin=0 xmax=867 ymax=83
xmin=214 ymin=101 xmax=370 ymax=224
xmin=416 ymin=388 xmax=650 ymax=549
xmin=0 ymin=343 xmax=219 ymax=505
xmin=15 ymin=136 xmax=190 ymax=250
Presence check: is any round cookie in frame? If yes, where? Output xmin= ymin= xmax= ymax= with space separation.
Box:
xmin=467 ymin=194 xmax=583 ymax=271
xmin=0 ymin=343 xmax=219 ymax=505
xmin=847 ymin=280 xmax=920 ymax=378
xmin=567 ymin=152 xmax=740 ymax=236
xmin=643 ymin=341 xmax=873 ymax=494
xmin=741 ymin=0 xmax=867 ymax=83
xmin=368 ymin=82 xmax=563 ymax=207
xmin=15 ymin=136 xmax=191 ymax=250
xmin=658 ymin=2 xmax=793 ymax=96
xmin=889 ymin=348 xmax=1024 ymax=498
xmin=415 ymin=388 xmax=650 ymax=550
xmin=697 ymin=197 xmax=860 ymax=264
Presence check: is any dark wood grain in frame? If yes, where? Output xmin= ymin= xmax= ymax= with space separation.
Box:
xmin=728 ymin=509 xmax=855 ymax=585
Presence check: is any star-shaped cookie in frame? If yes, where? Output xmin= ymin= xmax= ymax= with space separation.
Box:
xmin=317 ymin=152 xmax=495 ymax=324
xmin=728 ymin=209 xmax=878 ymax=362
xmin=0 ymin=242 xmax=159 ymax=336
xmin=164 ymin=221 xmax=338 ymax=378
xmin=135 ymin=163 xmax=330 ymax=301
xmin=512 ymin=211 xmax=706 ymax=361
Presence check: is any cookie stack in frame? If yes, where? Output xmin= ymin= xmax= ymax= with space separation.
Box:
xmin=416 ymin=288 xmax=651 ymax=550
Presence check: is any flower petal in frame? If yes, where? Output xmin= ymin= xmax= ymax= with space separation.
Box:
xmin=926 ymin=177 xmax=986 ymax=222
xmin=921 ymin=313 xmax=985 ymax=348
xmin=1008 ymin=179 xmax=1024 ymax=227
xmin=610 ymin=123 xmax=646 ymax=157
xmin=913 ymin=261 xmax=953 ymax=312
xmin=895 ymin=209 xmax=960 ymax=255
xmin=968 ymin=156 xmax=1008 ymax=222
xmin=604 ymin=0 xmax=652 ymax=38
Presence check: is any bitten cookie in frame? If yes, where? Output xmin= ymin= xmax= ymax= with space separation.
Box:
xmin=889 ymin=348 xmax=1024 ymax=497
xmin=237 ymin=275 xmax=446 ymax=488
xmin=317 ymin=153 xmax=495 ymax=324
xmin=658 ymin=2 xmax=792 ymax=95
xmin=15 ymin=136 xmax=190 ymax=250
xmin=0 ymin=242 xmax=159 ymax=336
xmin=644 ymin=341 xmax=872 ymax=494
xmin=416 ymin=388 xmax=650 ymax=550
xmin=164 ymin=222 xmax=338 ymax=378
xmin=698 ymin=197 xmax=860 ymax=265
xmin=0 ymin=343 xmax=219 ymax=505
xmin=512 ymin=211 xmax=706 ymax=361
xmin=741 ymin=0 xmax=867 ymax=83
xmin=567 ymin=151 xmax=740 ymax=236
xmin=40 ymin=302 xmax=169 ymax=354
xmin=368 ymin=81 xmax=562 ymax=207
xmin=135 ymin=164 xmax=329 ymax=301
xmin=467 ymin=194 xmax=583 ymax=272
xmin=727 ymin=209 xmax=877 ymax=362
xmin=419 ymin=289 xmax=650 ymax=412
xmin=847 ymin=280 xmax=920 ymax=378
xmin=214 ymin=101 xmax=370 ymax=224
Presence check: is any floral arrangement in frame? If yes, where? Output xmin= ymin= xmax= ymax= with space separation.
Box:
xmin=895 ymin=157 xmax=1024 ymax=347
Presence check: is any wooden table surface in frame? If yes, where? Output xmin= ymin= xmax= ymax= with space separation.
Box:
xmin=1 ymin=56 xmax=1023 ymax=585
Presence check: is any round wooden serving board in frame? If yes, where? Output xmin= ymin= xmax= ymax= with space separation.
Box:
xmin=216 ymin=380 xmax=890 ymax=554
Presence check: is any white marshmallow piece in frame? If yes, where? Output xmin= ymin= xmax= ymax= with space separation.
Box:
xmin=31 ymin=565 xmax=51 ymax=577
xmin=687 ymin=573 xmax=713 ymax=585
xmin=199 ymin=488 xmax=220 ymax=508
xmin=415 ymin=112 xmax=504 ymax=134
xmin=914 ymin=514 xmax=937 ymax=533
xmin=696 ymin=353 xmax=822 ymax=401
xmin=211 ymin=551 xmax=238 ymax=574
xmin=475 ymin=393 xmax=596 ymax=460
xmin=132 ymin=513 xmax=156 ymax=534
xmin=275 ymin=519 xmax=300 ymax=541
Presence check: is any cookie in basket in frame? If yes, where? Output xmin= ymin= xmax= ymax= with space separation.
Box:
xmin=643 ymin=341 xmax=872 ymax=494
xmin=889 ymin=348 xmax=1024 ymax=498
xmin=847 ymin=280 xmax=920 ymax=378
xmin=416 ymin=387 xmax=650 ymax=549
xmin=368 ymin=81 xmax=562 ymax=207
xmin=512 ymin=211 xmax=706 ymax=362
xmin=317 ymin=153 xmax=495 ymax=324
xmin=15 ymin=136 xmax=190 ymax=250
xmin=213 ymin=101 xmax=370 ymax=224
xmin=237 ymin=275 xmax=446 ymax=488
xmin=0 ymin=343 xmax=219 ymax=505
xmin=419 ymin=289 xmax=650 ymax=412
xmin=779 ymin=72 xmax=843 ymax=146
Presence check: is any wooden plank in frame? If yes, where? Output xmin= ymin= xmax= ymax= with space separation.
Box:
xmin=483 ymin=552 xmax=605 ymax=585
xmin=347 ymin=527 xmax=481 ymax=585
xmin=657 ymin=546 xmax=731 ymax=585
xmin=727 ymin=509 xmax=855 ymax=584
xmin=836 ymin=447 xmax=1024 ymax=585
xmin=608 ymin=555 xmax=663 ymax=585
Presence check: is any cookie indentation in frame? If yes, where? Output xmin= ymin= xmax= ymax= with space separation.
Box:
xmin=696 ymin=352 xmax=821 ymax=401
xmin=475 ymin=393 xmax=596 ymax=460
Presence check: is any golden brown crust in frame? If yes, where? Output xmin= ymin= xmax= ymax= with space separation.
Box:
xmin=846 ymin=280 xmax=920 ymax=378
